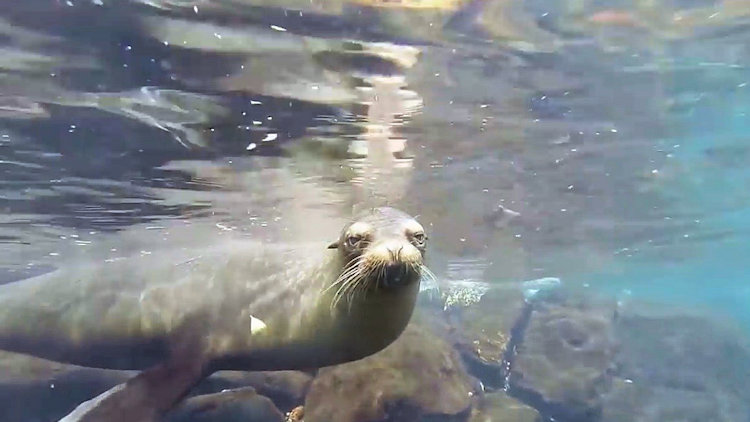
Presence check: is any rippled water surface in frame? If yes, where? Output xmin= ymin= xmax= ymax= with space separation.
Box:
xmin=1 ymin=0 xmax=750 ymax=419
xmin=3 ymin=0 xmax=747 ymax=320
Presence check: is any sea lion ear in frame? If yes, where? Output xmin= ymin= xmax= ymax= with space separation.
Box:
xmin=327 ymin=241 xmax=339 ymax=249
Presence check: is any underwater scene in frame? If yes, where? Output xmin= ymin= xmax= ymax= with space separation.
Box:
xmin=1 ymin=0 xmax=750 ymax=421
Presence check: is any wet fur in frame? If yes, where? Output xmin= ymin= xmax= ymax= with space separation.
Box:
xmin=0 ymin=207 xmax=429 ymax=422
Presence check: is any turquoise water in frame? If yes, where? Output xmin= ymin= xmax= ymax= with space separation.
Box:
xmin=1 ymin=1 xmax=748 ymax=330
xmin=2 ymin=1 xmax=750 ymax=421
xmin=581 ymin=57 xmax=750 ymax=327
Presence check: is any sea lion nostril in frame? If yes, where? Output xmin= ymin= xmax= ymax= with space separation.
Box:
xmin=383 ymin=263 xmax=411 ymax=287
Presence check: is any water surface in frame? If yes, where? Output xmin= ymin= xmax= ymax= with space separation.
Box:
xmin=1 ymin=0 xmax=749 ymax=331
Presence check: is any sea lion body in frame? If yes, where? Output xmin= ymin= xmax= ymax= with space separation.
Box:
xmin=0 ymin=207 xmax=428 ymax=421
xmin=0 ymin=243 xmax=336 ymax=369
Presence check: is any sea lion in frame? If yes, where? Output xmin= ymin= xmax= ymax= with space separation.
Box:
xmin=0 ymin=207 xmax=431 ymax=421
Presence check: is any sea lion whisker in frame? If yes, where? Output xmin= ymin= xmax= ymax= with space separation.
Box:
xmin=329 ymin=266 xmax=358 ymax=292
xmin=367 ymin=264 xmax=386 ymax=296
xmin=331 ymin=287 xmax=347 ymax=312
xmin=355 ymin=266 xmax=376 ymax=301
xmin=331 ymin=264 xmax=366 ymax=311
xmin=378 ymin=263 xmax=386 ymax=289
xmin=341 ymin=255 xmax=366 ymax=275
xmin=342 ymin=263 xmax=375 ymax=313
xmin=345 ymin=283 xmax=358 ymax=313
xmin=340 ymin=273 xmax=361 ymax=303
xmin=333 ymin=258 xmax=362 ymax=283
xmin=348 ymin=266 xmax=375 ymax=312
xmin=419 ymin=264 xmax=436 ymax=284
xmin=338 ymin=262 xmax=365 ymax=292
xmin=338 ymin=275 xmax=357 ymax=313
xmin=323 ymin=258 xmax=364 ymax=295
xmin=325 ymin=279 xmax=346 ymax=307
xmin=331 ymin=276 xmax=354 ymax=311
xmin=360 ymin=276 xmax=371 ymax=300
xmin=329 ymin=274 xmax=347 ymax=309
xmin=345 ymin=266 xmax=370 ymax=305
xmin=347 ymin=272 xmax=365 ymax=304
xmin=417 ymin=264 xmax=427 ymax=278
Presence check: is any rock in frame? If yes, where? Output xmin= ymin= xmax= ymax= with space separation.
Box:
xmin=196 ymin=371 xmax=313 ymax=412
xmin=0 ymin=351 xmax=310 ymax=421
xmin=601 ymin=378 xmax=741 ymax=422
xmin=602 ymin=306 xmax=750 ymax=421
xmin=303 ymin=324 xmax=477 ymax=422
xmin=0 ymin=351 xmax=132 ymax=422
xmin=442 ymin=285 xmax=529 ymax=389
xmin=507 ymin=296 xmax=617 ymax=421
xmin=166 ymin=387 xmax=284 ymax=422
xmin=469 ymin=392 xmax=541 ymax=422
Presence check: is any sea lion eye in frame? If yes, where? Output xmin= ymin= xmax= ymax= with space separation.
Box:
xmin=347 ymin=235 xmax=362 ymax=247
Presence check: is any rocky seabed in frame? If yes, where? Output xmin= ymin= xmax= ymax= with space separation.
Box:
xmin=2 ymin=282 xmax=749 ymax=422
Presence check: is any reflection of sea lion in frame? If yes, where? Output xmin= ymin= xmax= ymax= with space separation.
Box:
xmin=0 ymin=207 xmax=430 ymax=421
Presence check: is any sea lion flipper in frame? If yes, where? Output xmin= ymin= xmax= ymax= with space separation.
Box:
xmin=58 ymin=358 xmax=206 ymax=422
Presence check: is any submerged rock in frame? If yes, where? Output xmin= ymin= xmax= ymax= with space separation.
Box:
xmin=196 ymin=370 xmax=313 ymax=412
xmin=507 ymin=296 xmax=617 ymax=421
xmin=428 ymin=278 xmax=750 ymax=422
xmin=438 ymin=285 xmax=529 ymax=389
xmin=303 ymin=324 xmax=477 ymax=422
xmin=469 ymin=392 xmax=541 ymax=422
xmin=601 ymin=378 xmax=741 ymax=422
xmin=602 ymin=306 xmax=750 ymax=421
xmin=166 ymin=387 xmax=284 ymax=422
xmin=0 ymin=351 xmax=131 ymax=422
xmin=0 ymin=351 xmax=311 ymax=421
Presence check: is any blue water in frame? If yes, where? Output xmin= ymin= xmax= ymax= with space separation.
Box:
xmin=1 ymin=1 xmax=748 ymax=331
xmin=2 ymin=1 xmax=750 ymax=421
xmin=580 ymin=55 xmax=750 ymax=327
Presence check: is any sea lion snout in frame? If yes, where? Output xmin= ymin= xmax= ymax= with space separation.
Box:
xmin=368 ymin=239 xmax=422 ymax=266
xmin=363 ymin=239 xmax=422 ymax=288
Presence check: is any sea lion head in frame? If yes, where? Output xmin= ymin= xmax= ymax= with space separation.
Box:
xmin=327 ymin=207 xmax=427 ymax=306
